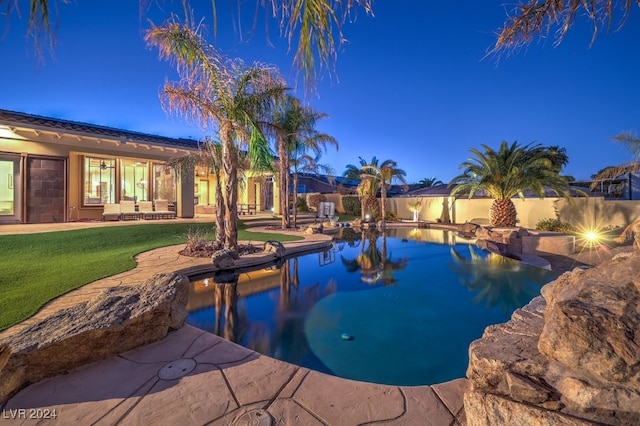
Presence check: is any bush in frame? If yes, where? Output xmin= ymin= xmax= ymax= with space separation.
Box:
xmin=308 ymin=193 xmax=326 ymax=210
xmin=535 ymin=218 xmax=578 ymax=235
xmin=296 ymin=196 xmax=309 ymax=212
xmin=342 ymin=196 xmax=361 ymax=216
xmin=385 ymin=211 xmax=398 ymax=221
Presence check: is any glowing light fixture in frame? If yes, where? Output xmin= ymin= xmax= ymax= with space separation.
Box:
xmin=585 ymin=231 xmax=599 ymax=242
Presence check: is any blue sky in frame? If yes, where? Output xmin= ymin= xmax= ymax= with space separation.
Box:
xmin=1 ymin=1 xmax=639 ymax=183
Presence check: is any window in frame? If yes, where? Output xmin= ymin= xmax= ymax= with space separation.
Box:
xmin=83 ymin=157 xmax=115 ymax=205
xmin=153 ymin=164 xmax=176 ymax=201
xmin=121 ymin=160 xmax=149 ymax=202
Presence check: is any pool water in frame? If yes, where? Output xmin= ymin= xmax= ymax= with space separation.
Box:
xmin=187 ymin=228 xmax=558 ymax=386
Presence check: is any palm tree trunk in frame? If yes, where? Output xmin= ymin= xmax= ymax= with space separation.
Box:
xmin=221 ymin=126 xmax=238 ymax=250
xmin=292 ymin=172 xmax=299 ymax=226
xmin=214 ymin=171 xmax=225 ymax=248
xmin=380 ymin=183 xmax=387 ymax=230
xmin=278 ymin=138 xmax=290 ymax=228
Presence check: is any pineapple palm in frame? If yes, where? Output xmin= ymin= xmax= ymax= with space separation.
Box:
xmin=450 ymin=141 xmax=574 ymax=227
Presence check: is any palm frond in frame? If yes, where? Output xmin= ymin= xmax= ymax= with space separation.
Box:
xmin=491 ymin=0 xmax=637 ymax=57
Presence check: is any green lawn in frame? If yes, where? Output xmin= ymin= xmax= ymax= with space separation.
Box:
xmin=0 ymin=221 xmax=301 ymax=331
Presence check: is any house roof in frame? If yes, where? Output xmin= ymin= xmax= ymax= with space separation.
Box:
xmin=401 ymin=183 xmax=454 ymax=197
xmin=0 ymin=108 xmax=199 ymax=150
xmin=296 ymin=172 xmax=359 ymax=188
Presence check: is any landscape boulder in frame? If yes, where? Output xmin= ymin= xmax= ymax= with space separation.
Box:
xmin=263 ymin=240 xmax=286 ymax=257
xmin=304 ymin=223 xmax=323 ymax=234
xmin=211 ymin=248 xmax=239 ymax=268
xmin=0 ymin=272 xmax=189 ymax=404
xmin=465 ymin=251 xmax=640 ymax=425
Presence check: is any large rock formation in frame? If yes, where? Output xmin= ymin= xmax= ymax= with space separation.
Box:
xmin=613 ymin=218 xmax=640 ymax=249
xmin=465 ymin=250 xmax=640 ymax=425
xmin=0 ymin=272 xmax=189 ymax=404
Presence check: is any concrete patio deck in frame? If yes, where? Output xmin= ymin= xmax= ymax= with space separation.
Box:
xmin=0 ymin=217 xmax=469 ymax=425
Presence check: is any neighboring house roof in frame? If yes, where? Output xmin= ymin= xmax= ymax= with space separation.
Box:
xmin=401 ymin=184 xmax=455 ymax=197
xmin=296 ymin=173 xmax=359 ymax=189
xmin=0 ymin=108 xmax=199 ymax=150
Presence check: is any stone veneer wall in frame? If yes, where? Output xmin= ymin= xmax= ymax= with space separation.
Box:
xmin=465 ymin=250 xmax=640 ymax=425
xmin=26 ymin=156 xmax=66 ymax=223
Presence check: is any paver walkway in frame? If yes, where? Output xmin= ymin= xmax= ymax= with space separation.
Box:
xmin=0 ymin=218 xmax=469 ymax=425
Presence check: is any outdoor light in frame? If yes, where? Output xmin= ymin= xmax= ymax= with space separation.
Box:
xmin=365 ymin=213 xmax=371 ymax=222
xmin=585 ymin=231 xmax=598 ymax=242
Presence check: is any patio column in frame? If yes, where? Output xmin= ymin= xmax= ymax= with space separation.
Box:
xmin=176 ymin=168 xmax=194 ymax=218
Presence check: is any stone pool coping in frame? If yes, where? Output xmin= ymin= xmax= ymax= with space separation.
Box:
xmin=0 ymin=222 xmax=469 ymax=425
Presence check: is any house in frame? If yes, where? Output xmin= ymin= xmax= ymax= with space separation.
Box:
xmin=569 ymin=170 xmax=640 ymax=200
xmin=0 ymin=109 xmax=273 ymax=224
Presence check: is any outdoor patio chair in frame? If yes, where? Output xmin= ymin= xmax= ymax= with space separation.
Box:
xmin=153 ymin=199 xmax=176 ymax=219
xmin=102 ymin=203 xmax=121 ymax=221
xmin=138 ymin=201 xmax=156 ymax=219
xmin=120 ymin=200 xmax=141 ymax=220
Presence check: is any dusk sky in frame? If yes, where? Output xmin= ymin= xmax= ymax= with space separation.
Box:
xmin=1 ymin=1 xmax=639 ymax=183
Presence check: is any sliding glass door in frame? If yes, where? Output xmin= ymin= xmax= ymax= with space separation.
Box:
xmin=0 ymin=155 xmax=20 ymax=223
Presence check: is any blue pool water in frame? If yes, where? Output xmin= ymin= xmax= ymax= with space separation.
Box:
xmin=187 ymin=228 xmax=558 ymax=386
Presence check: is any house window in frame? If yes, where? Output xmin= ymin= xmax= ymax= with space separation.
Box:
xmin=83 ymin=157 xmax=115 ymax=205
xmin=153 ymin=164 xmax=176 ymax=201
xmin=121 ymin=159 xmax=148 ymax=202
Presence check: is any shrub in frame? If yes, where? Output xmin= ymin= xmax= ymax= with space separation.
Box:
xmin=342 ymin=196 xmax=361 ymax=216
xmin=308 ymin=193 xmax=326 ymax=210
xmin=385 ymin=211 xmax=398 ymax=221
xmin=535 ymin=218 xmax=578 ymax=235
xmin=296 ymin=196 xmax=309 ymax=212
xmin=183 ymin=227 xmax=209 ymax=254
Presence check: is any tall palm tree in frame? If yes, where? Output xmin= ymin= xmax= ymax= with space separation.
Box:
xmin=10 ymin=0 xmax=373 ymax=90
xmin=287 ymin=111 xmax=337 ymax=226
xmin=290 ymin=153 xmax=335 ymax=226
xmin=268 ymin=95 xmax=337 ymax=228
xmin=450 ymin=141 xmax=574 ymax=227
xmin=361 ymin=159 xmax=407 ymax=230
xmin=492 ymin=0 xmax=637 ymax=55
xmin=146 ymin=18 xmax=287 ymax=250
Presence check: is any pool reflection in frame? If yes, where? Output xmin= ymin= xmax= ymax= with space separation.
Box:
xmin=187 ymin=227 xmax=558 ymax=385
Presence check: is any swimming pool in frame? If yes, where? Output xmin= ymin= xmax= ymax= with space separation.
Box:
xmin=187 ymin=227 xmax=557 ymax=386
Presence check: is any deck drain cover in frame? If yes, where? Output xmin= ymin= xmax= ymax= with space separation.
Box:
xmin=233 ymin=409 xmax=273 ymax=426
xmin=158 ymin=358 xmax=197 ymax=380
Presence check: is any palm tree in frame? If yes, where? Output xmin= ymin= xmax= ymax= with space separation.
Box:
xmin=343 ymin=157 xmax=382 ymax=221
xmin=146 ymin=18 xmax=287 ymax=250
xmin=10 ymin=0 xmax=374 ymax=90
xmin=592 ymin=131 xmax=640 ymax=183
xmin=418 ymin=177 xmax=444 ymax=188
xmin=361 ymin=159 xmax=407 ymax=230
xmin=290 ymin=153 xmax=335 ymax=226
xmin=269 ymin=95 xmax=337 ymax=228
xmin=492 ymin=0 xmax=637 ymax=55
xmin=450 ymin=141 xmax=574 ymax=227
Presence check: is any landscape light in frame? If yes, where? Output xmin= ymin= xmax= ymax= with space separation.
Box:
xmin=585 ymin=231 xmax=599 ymax=242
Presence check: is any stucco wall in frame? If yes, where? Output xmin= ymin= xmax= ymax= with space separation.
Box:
xmin=384 ymin=196 xmax=639 ymax=229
